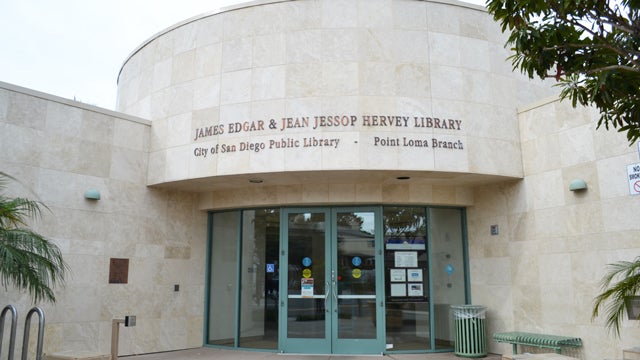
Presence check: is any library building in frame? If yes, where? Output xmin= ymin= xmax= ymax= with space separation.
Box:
xmin=1 ymin=1 xmax=639 ymax=360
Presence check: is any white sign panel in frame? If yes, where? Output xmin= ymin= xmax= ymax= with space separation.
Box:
xmin=390 ymin=283 xmax=407 ymax=297
xmin=394 ymin=251 xmax=418 ymax=268
xmin=628 ymin=163 xmax=640 ymax=195
xmin=390 ymin=269 xmax=406 ymax=282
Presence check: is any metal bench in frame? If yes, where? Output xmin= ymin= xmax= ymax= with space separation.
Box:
xmin=493 ymin=331 xmax=582 ymax=354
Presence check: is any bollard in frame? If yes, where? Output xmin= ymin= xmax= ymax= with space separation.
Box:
xmin=111 ymin=316 xmax=135 ymax=360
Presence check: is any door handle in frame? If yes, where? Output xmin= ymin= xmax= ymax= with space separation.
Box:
xmin=330 ymin=270 xmax=337 ymax=313
xmin=325 ymin=281 xmax=330 ymax=313
xmin=332 ymin=279 xmax=338 ymax=312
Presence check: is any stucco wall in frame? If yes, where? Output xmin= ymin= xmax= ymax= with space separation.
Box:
xmin=0 ymin=82 xmax=207 ymax=356
xmin=467 ymin=97 xmax=640 ymax=359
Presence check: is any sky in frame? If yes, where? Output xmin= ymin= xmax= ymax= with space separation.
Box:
xmin=0 ymin=0 xmax=485 ymax=110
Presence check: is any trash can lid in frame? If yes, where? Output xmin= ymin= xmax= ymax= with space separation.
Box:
xmin=451 ymin=305 xmax=485 ymax=310
xmin=451 ymin=305 xmax=487 ymax=319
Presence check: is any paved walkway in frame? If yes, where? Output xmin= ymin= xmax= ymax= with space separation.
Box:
xmin=124 ymin=347 xmax=501 ymax=360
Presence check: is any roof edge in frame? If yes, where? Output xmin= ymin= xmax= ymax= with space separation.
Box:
xmin=0 ymin=80 xmax=151 ymax=126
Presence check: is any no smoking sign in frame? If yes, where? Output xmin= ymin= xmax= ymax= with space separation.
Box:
xmin=628 ymin=163 xmax=640 ymax=195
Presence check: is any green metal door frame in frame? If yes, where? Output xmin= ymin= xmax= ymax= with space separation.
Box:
xmin=331 ymin=207 xmax=385 ymax=354
xmin=203 ymin=206 xmax=470 ymax=355
xmin=278 ymin=207 xmax=332 ymax=354
xmin=278 ymin=207 xmax=385 ymax=354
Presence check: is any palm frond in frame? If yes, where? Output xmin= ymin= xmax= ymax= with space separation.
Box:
xmin=0 ymin=228 xmax=68 ymax=303
xmin=592 ymin=257 xmax=640 ymax=337
xmin=0 ymin=172 xmax=67 ymax=303
xmin=0 ymin=196 xmax=47 ymax=228
xmin=0 ymin=172 xmax=49 ymax=229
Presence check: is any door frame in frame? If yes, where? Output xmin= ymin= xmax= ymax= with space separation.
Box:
xmin=278 ymin=207 xmax=385 ymax=354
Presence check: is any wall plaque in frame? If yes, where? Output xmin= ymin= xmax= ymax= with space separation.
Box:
xmin=109 ymin=258 xmax=129 ymax=284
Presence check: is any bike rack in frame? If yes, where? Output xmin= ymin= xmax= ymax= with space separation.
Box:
xmin=0 ymin=305 xmax=45 ymax=360
xmin=21 ymin=307 xmax=45 ymax=360
xmin=0 ymin=305 xmax=18 ymax=360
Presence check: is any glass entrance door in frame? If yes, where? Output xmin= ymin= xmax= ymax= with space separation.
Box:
xmin=279 ymin=208 xmax=384 ymax=354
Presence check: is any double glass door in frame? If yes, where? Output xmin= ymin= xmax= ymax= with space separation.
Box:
xmin=279 ymin=208 xmax=384 ymax=354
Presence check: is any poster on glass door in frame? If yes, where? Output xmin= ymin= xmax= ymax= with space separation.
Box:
xmin=301 ymin=278 xmax=314 ymax=298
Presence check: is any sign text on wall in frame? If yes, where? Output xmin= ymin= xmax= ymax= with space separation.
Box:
xmin=192 ymin=114 xmax=465 ymax=158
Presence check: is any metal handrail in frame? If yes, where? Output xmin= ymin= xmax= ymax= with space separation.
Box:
xmin=21 ymin=307 xmax=45 ymax=360
xmin=0 ymin=305 xmax=18 ymax=360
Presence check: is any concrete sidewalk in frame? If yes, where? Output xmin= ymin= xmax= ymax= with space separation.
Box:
xmin=123 ymin=348 xmax=502 ymax=360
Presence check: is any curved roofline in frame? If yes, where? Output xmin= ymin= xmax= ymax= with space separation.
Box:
xmin=116 ymin=0 xmax=486 ymax=84
xmin=116 ymin=0 xmax=289 ymax=84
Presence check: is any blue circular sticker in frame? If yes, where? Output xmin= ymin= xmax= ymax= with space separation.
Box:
xmin=352 ymin=256 xmax=362 ymax=267
xmin=302 ymin=257 xmax=312 ymax=267
xmin=446 ymin=264 xmax=455 ymax=275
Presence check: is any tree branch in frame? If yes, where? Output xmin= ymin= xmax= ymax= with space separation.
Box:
xmin=539 ymin=3 xmax=640 ymax=68
xmin=537 ymin=18 xmax=640 ymax=68
xmin=584 ymin=64 xmax=640 ymax=74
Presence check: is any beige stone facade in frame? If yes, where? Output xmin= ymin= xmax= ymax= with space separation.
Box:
xmin=0 ymin=82 xmax=207 ymax=355
xmin=116 ymin=0 xmax=553 ymax=197
xmin=1 ymin=0 xmax=639 ymax=359
xmin=470 ymin=97 xmax=640 ymax=359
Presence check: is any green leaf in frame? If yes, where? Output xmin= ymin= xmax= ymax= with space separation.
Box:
xmin=0 ymin=172 xmax=68 ymax=303
xmin=486 ymin=0 xmax=640 ymax=145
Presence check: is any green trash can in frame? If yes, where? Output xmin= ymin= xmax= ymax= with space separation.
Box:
xmin=452 ymin=305 xmax=487 ymax=358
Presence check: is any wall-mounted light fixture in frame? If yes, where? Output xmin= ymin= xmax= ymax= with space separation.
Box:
xmin=568 ymin=179 xmax=587 ymax=192
xmin=84 ymin=189 xmax=101 ymax=200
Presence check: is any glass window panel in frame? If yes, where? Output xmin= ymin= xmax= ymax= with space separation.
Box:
xmin=239 ymin=209 xmax=280 ymax=349
xmin=337 ymin=299 xmax=377 ymax=339
xmin=208 ymin=211 xmax=240 ymax=346
xmin=336 ymin=211 xmax=376 ymax=295
xmin=207 ymin=206 xmax=468 ymax=353
xmin=287 ymin=298 xmax=326 ymax=338
xmin=336 ymin=211 xmax=376 ymax=339
xmin=383 ymin=207 xmax=429 ymax=351
xmin=287 ymin=212 xmax=326 ymax=338
xmin=430 ymin=208 xmax=466 ymax=350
